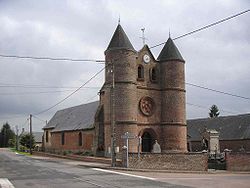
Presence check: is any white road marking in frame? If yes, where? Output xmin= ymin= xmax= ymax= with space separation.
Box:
xmin=0 ymin=178 xmax=15 ymax=188
xmin=159 ymin=177 xmax=212 ymax=180
xmin=92 ymin=168 xmax=156 ymax=180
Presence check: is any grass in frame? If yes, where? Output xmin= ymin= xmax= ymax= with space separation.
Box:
xmin=9 ymin=148 xmax=31 ymax=156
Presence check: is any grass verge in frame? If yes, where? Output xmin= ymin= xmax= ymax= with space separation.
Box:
xmin=9 ymin=148 xmax=31 ymax=156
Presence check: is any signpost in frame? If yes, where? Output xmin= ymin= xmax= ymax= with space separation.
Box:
xmin=121 ymin=132 xmax=140 ymax=168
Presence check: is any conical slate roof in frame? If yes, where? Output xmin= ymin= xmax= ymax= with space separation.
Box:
xmin=106 ymin=24 xmax=134 ymax=51
xmin=157 ymin=38 xmax=184 ymax=62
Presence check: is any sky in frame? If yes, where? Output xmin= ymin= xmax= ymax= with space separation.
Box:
xmin=0 ymin=0 xmax=249 ymax=132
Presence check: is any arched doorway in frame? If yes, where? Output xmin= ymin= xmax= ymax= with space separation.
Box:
xmin=142 ymin=132 xmax=153 ymax=152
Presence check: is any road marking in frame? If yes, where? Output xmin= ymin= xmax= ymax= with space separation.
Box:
xmin=92 ymin=168 xmax=156 ymax=180
xmin=158 ymin=177 xmax=212 ymax=180
xmin=0 ymin=178 xmax=15 ymax=188
xmin=73 ymin=177 xmax=104 ymax=187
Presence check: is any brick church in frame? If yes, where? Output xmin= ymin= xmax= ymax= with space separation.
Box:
xmin=43 ymin=23 xmax=187 ymax=155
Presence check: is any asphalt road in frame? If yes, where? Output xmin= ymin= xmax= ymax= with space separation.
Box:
xmin=0 ymin=148 xmax=190 ymax=188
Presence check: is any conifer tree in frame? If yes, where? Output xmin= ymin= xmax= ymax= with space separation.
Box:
xmin=209 ymin=104 xmax=220 ymax=118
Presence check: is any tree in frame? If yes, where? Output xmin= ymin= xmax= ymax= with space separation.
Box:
xmin=20 ymin=133 xmax=35 ymax=149
xmin=209 ymin=104 xmax=220 ymax=118
xmin=0 ymin=122 xmax=15 ymax=147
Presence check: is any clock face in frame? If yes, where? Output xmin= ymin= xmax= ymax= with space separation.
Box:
xmin=143 ymin=54 xmax=150 ymax=64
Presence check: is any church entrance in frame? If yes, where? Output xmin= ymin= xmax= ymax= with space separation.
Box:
xmin=142 ymin=132 xmax=153 ymax=152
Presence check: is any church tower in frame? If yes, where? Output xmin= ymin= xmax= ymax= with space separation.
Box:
xmin=98 ymin=24 xmax=187 ymax=156
xmin=158 ymin=38 xmax=187 ymax=152
xmin=101 ymin=24 xmax=138 ymax=154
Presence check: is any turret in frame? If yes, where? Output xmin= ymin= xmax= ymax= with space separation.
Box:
xmin=103 ymin=24 xmax=138 ymax=153
xmin=158 ymin=38 xmax=187 ymax=152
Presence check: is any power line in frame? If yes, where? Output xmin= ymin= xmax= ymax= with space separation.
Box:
xmin=0 ymin=9 xmax=248 ymax=63
xmin=1 ymin=80 xmax=248 ymax=101
xmin=186 ymin=82 xmax=250 ymax=100
xmin=0 ymin=88 xmax=100 ymax=95
xmin=34 ymin=66 xmax=105 ymax=115
xmin=0 ymin=54 xmax=105 ymax=63
xmin=85 ymin=94 xmax=99 ymax=103
xmin=186 ymin=102 xmax=238 ymax=114
xmin=32 ymin=115 xmax=46 ymax=123
xmin=0 ymin=83 xmax=101 ymax=89
xmin=150 ymin=9 xmax=250 ymax=49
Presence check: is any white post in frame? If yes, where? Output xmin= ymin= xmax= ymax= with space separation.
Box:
xmin=126 ymin=132 xmax=129 ymax=168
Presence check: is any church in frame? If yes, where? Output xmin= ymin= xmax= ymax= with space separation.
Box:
xmin=43 ymin=23 xmax=188 ymax=156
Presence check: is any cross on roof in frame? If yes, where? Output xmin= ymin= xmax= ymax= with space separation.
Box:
xmin=140 ymin=28 xmax=148 ymax=46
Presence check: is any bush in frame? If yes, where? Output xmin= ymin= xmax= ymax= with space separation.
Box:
xmin=20 ymin=145 xmax=28 ymax=152
xmin=62 ymin=150 xmax=72 ymax=155
xmin=83 ymin=150 xmax=94 ymax=156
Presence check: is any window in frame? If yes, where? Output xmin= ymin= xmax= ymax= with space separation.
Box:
xmin=150 ymin=67 xmax=157 ymax=82
xmin=46 ymin=131 xmax=49 ymax=143
xmin=138 ymin=65 xmax=144 ymax=80
xmin=79 ymin=132 xmax=83 ymax=146
xmin=61 ymin=132 xmax=65 ymax=145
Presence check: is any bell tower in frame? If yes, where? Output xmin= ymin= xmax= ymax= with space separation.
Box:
xmin=158 ymin=38 xmax=187 ymax=152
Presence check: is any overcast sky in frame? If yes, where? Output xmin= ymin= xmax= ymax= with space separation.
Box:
xmin=0 ymin=0 xmax=249 ymax=132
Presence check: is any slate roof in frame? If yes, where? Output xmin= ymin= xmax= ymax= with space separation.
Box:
xmin=43 ymin=101 xmax=99 ymax=132
xmin=157 ymin=38 xmax=184 ymax=62
xmin=187 ymin=113 xmax=250 ymax=141
xmin=106 ymin=24 xmax=135 ymax=52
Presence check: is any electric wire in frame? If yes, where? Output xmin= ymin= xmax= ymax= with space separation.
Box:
xmin=0 ymin=9 xmax=248 ymax=63
xmin=0 ymin=83 xmax=101 ymax=89
xmin=32 ymin=115 xmax=47 ymax=123
xmin=185 ymin=82 xmax=250 ymax=100
xmin=0 ymin=88 xmax=100 ymax=95
xmin=1 ymin=9 xmax=249 ymax=121
xmin=186 ymin=102 xmax=239 ymax=114
xmin=0 ymin=54 xmax=105 ymax=63
xmin=150 ymin=9 xmax=250 ymax=49
xmin=34 ymin=66 xmax=105 ymax=115
xmin=1 ymin=81 xmax=248 ymax=102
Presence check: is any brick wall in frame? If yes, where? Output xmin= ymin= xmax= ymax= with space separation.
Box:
xmin=46 ymin=130 xmax=94 ymax=153
xmin=127 ymin=152 xmax=208 ymax=171
xmin=226 ymin=152 xmax=250 ymax=171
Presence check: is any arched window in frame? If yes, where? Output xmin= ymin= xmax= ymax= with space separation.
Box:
xmin=61 ymin=132 xmax=65 ymax=145
xmin=138 ymin=65 xmax=144 ymax=80
xmin=79 ymin=132 xmax=83 ymax=146
xmin=150 ymin=67 xmax=157 ymax=82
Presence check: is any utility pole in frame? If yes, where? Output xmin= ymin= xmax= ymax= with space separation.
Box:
xmin=111 ymin=62 xmax=116 ymax=167
xmin=29 ymin=114 xmax=32 ymax=155
xmin=15 ymin=125 xmax=19 ymax=151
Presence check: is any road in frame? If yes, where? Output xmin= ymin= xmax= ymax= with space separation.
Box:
xmin=0 ymin=148 xmax=188 ymax=188
xmin=1 ymin=148 xmax=250 ymax=188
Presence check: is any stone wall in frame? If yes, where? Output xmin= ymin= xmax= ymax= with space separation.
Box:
xmin=226 ymin=152 xmax=250 ymax=171
xmin=128 ymin=152 xmax=208 ymax=171
xmin=190 ymin=139 xmax=250 ymax=152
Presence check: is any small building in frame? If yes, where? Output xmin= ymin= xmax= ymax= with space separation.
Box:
xmin=188 ymin=114 xmax=250 ymax=152
xmin=43 ymin=102 xmax=98 ymax=154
